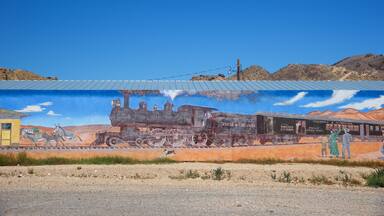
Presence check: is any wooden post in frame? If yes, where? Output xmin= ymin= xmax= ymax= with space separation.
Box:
xmin=237 ymin=58 xmax=241 ymax=81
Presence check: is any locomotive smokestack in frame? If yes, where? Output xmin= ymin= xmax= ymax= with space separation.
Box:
xmin=123 ymin=91 xmax=129 ymax=109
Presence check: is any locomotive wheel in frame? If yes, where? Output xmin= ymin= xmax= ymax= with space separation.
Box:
xmin=206 ymin=134 xmax=215 ymax=147
xmin=106 ymin=136 xmax=123 ymax=146
xmin=135 ymin=138 xmax=143 ymax=146
xmin=193 ymin=133 xmax=208 ymax=146
xmin=147 ymin=137 xmax=166 ymax=147
xmin=232 ymin=135 xmax=247 ymax=146
xmin=213 ymin=137 xmax=231 ymax=147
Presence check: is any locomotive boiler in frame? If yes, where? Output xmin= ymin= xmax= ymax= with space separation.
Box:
xmin=94 ymin=91 xmax=218 ymax=147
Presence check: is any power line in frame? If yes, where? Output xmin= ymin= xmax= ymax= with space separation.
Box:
xmin=150 ymin=65 xmax=235 ymax=80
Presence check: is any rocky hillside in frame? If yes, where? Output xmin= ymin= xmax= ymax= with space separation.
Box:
xmin=228 ymin=65 xmax=270 ymax=80
xmin=0 ymin=68 xmax=57 ymax=80
xmin=333 ymin=54 xmax=384 ymax=80
xmin=192 ymin=54 xmax=384 ymax=81
xmin=308 ymin=108 xmax=384 ymax=121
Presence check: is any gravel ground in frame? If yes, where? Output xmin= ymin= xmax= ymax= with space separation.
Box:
xmin=0 ymin=163 xmax=383 ymax=216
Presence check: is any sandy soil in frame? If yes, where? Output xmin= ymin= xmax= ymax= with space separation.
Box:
xmin=0 ymin=163 xmax=383 ymax=216
xmin=0 ymin=163 xmax=381 ymax=188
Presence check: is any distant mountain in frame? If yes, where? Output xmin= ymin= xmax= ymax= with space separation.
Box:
xmin=191 ymin=74 xmax=226 ymax=81
xmin=333 ymin=54 xmax=384 ymax=80
xmin=308 ymin=108 xmax=384 ymax=121
xmin=0 ymin=68 xmax=57 ymax=80
xmin=228 ymin=65 xmax=270 ymax=80
xmin=192 ymin=54 xmax=384 ymax=81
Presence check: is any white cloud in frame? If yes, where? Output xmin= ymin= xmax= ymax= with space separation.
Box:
xmin=339 ymin=95 xmax=384 ymax=110
xmin=39 ymin=101 xmax=53 ymax=106
xmin=15 ymin=105 xmax=46 ymax=113
xmin=15 ymin=101 xmax=53 ymax=113
xmin=47 ymin=110 xmax=61 ymax=116
xmin=274 ymin=92 xmax=308 ymax=106
xmin=160 ymin=90 xmax=185 ymax=100
xmin=302 ymin=90 xmax=358 ymax=108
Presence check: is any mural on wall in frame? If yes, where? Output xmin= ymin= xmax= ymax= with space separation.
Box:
xmin=0 ymin=90 xmax=383 ymax=160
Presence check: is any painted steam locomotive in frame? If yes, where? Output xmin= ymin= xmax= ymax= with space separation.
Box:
xmin=94 ymin=91 xmax=384 ymax=147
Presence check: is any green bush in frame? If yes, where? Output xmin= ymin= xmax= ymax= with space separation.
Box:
xmin=366 ymin=168 xmax=384 ymax=188
xmin=212 ymin=167 xmax=226 ymax=180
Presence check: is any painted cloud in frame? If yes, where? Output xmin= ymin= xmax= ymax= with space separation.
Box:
xmin=302 ymin=90 xmax=358 ymax=108
xmin=274 ymin=92 xmax=308 ymax=106
xmin=47 ymin=110 xmax=62 ymax=116
xmin=339 ymin=95 xmax=384 ymax=110
xmin=39 ymin=101 xmax=53 ymax=106
xmin=160 ymin=90 xmax=185 ymax=100
xmin=15 ymin=105 xmax=46 ymax=113
xmin=15 ymin=101 xmax=53 ymax=113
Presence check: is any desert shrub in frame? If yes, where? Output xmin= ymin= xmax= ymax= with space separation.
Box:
xmin=211 ymin=167 xmax=226 ymax=180
xmin=308 ymin=175 xmax=334 ymax=185
xmin=27 ymin=168 xmax=34 ymax=175
xmin=207 ymin=167 xmax=232 ymax=181
xmin=366 ymin=168 xmax=384 ymax=188
xmin=200 ymin=172 xmax=211 ymax=180
xmin=278 ymin=171 xmax=292 ymax=183
xmin=335 ymin=170 xmax=361 ymax=186
xmin=270 ymin=171 xmax=277 ymax=180
xmin=185 ymin=170 xmax=200 ymax=179
xmin=169 ymin=169 xmax=200 ymax=180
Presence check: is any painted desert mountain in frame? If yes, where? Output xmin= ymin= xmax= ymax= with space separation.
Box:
xmin=192 ymin=54 xmax=384 ymax=81
xmin=308 ymin=108 xmax=384 ymax=121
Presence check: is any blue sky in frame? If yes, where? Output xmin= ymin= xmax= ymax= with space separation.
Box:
xmin=1 ymin=90 xmax=383 ymax=126
xmin=0 ymin=0 xmax=383 ymax=80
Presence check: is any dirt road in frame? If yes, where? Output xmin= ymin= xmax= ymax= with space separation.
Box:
xmin=0 ymin=163 xmax=383 ymax=216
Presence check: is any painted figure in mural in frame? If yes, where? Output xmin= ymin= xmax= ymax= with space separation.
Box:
xmin=329 ymin=129 xmax=340 ymax=158
xmin=42 ymin=132 xmax=65 ymax=146
xmin=21 ymin=128 xmax=44 ymax=146
xmin=53 ymin=124 xmax=82 ymax=142
xmin=381 ymin=131 xmax=384 ymax=160
xmin=380 ymin=142 xmax=384 ymax=160
xmin=342 ymin=128 xmax=353 ymax=159
xmin=321 ymin=136 xmax=328 ymax=158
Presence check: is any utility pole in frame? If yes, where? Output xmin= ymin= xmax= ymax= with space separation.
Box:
xmin=236 ymin=58 xmax=241 ymax=81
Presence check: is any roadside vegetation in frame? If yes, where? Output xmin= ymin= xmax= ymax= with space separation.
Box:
xmin=1 ymin=153 xmax=383 ymax=168
xmin=270 ymin=169 xmax=366 ymax=186
xmin=364 ymin=168 xmax=384 ymax=188
xmin=0 ymin=152 xmax=176 ymax=166
xmin=169 ymin=167 xmax=231 ymax=181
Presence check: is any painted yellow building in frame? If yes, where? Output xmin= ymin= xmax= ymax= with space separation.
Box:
xmin=0 ymin=109 xmax=25 ymax=146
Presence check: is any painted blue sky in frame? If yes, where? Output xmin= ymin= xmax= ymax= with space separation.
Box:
xmin=0 ymin=90 xmax=383 ymax=126
xmin=0 ymin=0 xmax=383 ymax=79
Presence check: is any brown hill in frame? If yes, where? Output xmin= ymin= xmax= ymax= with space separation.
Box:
xmin=191 ymin=54 xmax=384 ymax=81
xmin=333 ymin=54 xmax=384 ymax=80
xmin=228 ymin=65 xmax=271 ymax=80
xmin=0 ymin=68 xmax=57 ymax=80
xmin=191 ymin=74 xmax=226 ymax=81
xmin=308 ymin=108 xmax=384 ymax=121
